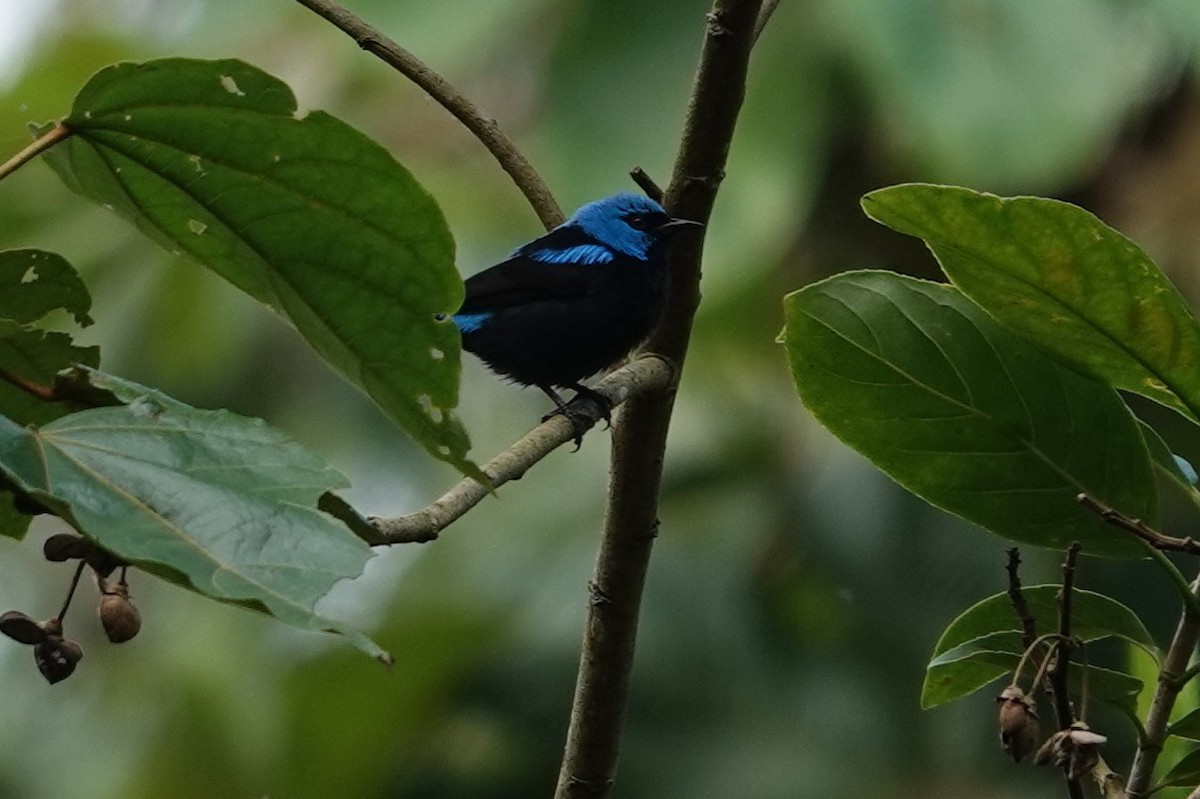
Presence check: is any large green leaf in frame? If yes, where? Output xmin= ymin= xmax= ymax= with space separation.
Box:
xmin=40 ymin=58 xmax=477 ymax=476
xmin=0 ymin=395 xmax=387 ymax=661
xmin=862 ymin=184 xmax=1200 ymax=422
xmin=923 ymin=585 xmax=1158 ymax=709
xmin=782 ymin=271 xmax=1155 ymax=556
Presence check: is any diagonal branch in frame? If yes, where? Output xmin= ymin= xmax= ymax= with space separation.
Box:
xmin=553 ymin=1 xmax=764 ymax=797
xmin=1127 ymin=568 xmax=1200 ymax=798
xmin=1078 ymin=493 xmax=1200 ymax=555
xmin=292 ymin=0 xmax=564 ymax=229
xmin=368 ymin=356 xmax=676 ymax=545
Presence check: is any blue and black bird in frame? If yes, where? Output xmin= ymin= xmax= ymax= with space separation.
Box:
xmin=453 ymin=192 xmax=701 ymax=425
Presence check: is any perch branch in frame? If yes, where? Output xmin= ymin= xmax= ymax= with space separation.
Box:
xmin=553 ymin=1 xmax=763 ymax=797
xmin=368 ymin=356 xmax=676 ymax=545
xmin=292 ymin=0 xmax=564 ymax=229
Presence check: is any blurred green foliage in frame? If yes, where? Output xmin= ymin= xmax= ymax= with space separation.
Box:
xmin=2 ymin=0 xmax=1200 ymax=797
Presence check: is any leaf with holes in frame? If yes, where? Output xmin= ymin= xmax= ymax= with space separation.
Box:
xmin=862 ymin=184 xmax=1200 ymax=422
xmin=0 ymin=395 xmax=388 ymax=661
xmin=39 ymin=58 xmax=477 ymax=477
xmin=781 ymin=271 xmax=1155 ymax=556
xmin=0 ymin=249 xmax=92 ymax=326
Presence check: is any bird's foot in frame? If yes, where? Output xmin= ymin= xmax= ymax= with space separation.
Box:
xmin=568 ymin=385 xmax=613 ymax=429
xmin=537 ymin=384 xmax=613 ymax=450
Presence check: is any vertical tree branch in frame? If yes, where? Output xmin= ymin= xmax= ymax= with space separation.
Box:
xmin=292 ymin=0 xmax=564 ymax=228
xmin=552 ymin=2 xmax=763 ymax=797
xmin=1126 ymin=569 xmax=1200 ymax=798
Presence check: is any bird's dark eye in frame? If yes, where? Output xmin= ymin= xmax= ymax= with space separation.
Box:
xmin=626 ymin=214 xmax=649 ymax=231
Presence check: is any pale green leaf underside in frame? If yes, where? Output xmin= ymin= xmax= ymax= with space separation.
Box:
xmin=0 ymin=397 xmax=386 ymax=661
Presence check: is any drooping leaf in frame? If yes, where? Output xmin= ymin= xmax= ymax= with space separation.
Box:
xmin=0 ymin=249 xmax=92 ymax=326
xmin=931 ymin=585 xmax=1158 ymax=660
xmin=922 ymin=585 xmax=1157 ymax=710
xmin=923 ymin=647 xmax=1142 ymax=720
xmin=41 ymin=58 xmax=477 ymax=477
xmin=1158 ymin=748 xmax=1200 ymax=789
xmin=862 ymin=184 xmax=1200 ymax=422
xmin=0 ymin=393 xmax=387 ymax=661
xmin=782 ymin=271 xmax=1155 ymax=556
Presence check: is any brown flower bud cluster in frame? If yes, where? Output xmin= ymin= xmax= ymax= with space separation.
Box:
xmin=0 ymin=533 xmax=141 ymax=684
xmin=996 ymin=663 xmax=1105 ymax=783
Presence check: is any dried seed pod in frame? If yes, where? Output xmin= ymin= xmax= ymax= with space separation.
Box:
xmin=996 ymin=685 xmax=1040 ymax=763
xmin=1034 ymin=722 xmax=1107 ymax=781
xmin=0 ymin=610 xmax=47 ymax=645
xmin=34 ymin=637 xmax=82 ymax=684
xmin=99 ymin=589 xmax=141 ymax=644
xmin=43 ymin=533 xmax=93 ymax=562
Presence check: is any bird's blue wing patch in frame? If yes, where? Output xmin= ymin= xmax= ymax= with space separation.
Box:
xmin=529 ymin=244 xmax=616 ymax=265
xmin=453 ymin=312 xmax=492 ymax=333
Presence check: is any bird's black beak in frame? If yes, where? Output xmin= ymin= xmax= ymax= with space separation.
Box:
xmin=656 ymin=217 xmax=704 ymax=237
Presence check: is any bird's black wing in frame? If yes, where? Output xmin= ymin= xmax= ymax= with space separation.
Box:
xmin=459 ymin=227 xmax=611 ymax=312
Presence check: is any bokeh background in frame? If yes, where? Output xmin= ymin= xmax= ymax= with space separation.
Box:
xmin=2 ymin=1 xmax=1200 ymax=797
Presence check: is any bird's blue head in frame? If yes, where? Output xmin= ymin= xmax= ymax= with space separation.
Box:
xmin=566 ymin=193 xmax=696 ymax=260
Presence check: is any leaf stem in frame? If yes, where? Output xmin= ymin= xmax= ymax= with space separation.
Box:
xmin=292 ymin=0 xmax=564 ymax=229
xmin=0 ymin=122 xmax=70 ymax=183
xmin=55 ymin=561 xmax=87 ymax=623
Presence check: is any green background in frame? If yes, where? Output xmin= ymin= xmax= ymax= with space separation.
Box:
xmin=2 ymin=1 xmax=1200 ymax=797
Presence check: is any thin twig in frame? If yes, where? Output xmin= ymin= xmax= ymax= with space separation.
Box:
xmin=1051 ymin=543 xmax=1084 ymax=799
xmin=0 ymin=368 xmax=58 ymax=402
xmin=553 ymin=2 xmax=762 ymax=797
xmin=0 ymin=122 xmax=70 ymax=183
xmin=752 ymin=0 xmax=783 ymax=43
xmin=1078 ymin=492 xmax=1200 ymax=615
xmin=1127 ymin=569 xmax=1200 ymax=798
xmin=369 ymin=356 xmax=676 ymax=545
xmin=1006 ymin=547 xmax=1038 ymax=649
xmin=629 ymin=167 xmax=664 ymax=204
xmin=1078 ymin=493 xmax=1200 ymax=555
xmin=292 ymin=0 xmax=564 ymax=229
